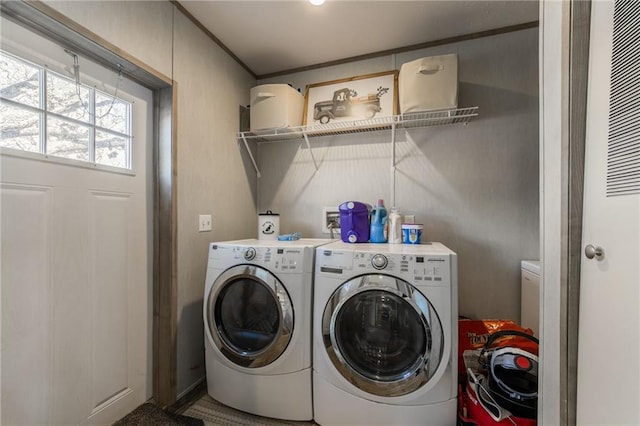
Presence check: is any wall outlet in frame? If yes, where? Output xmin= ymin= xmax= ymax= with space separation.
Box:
xmin=322 ymin=207 xmax=341 ymax=235
xmin=199 ymin=214 xmax=212 ymax=232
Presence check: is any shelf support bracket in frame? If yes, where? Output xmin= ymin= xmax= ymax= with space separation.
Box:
xmin=240 ymin=133 xmax=261 ymax=178
xmin=302 ymin=132 xmax=319 ymax=172
xmin=390 ymin=121 xmax=397 ymax=208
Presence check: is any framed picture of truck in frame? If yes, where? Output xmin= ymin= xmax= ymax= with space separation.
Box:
xmin=302 ymin=70 xmax=398 ymax=126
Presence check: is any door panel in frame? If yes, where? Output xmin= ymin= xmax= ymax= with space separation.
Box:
xmin=0 ymin=23 xmax=153 ymax=424
xmin=0 ymin=184 xmax=53 ymax=425
xmin=90 ymin=191 xmax=131 ymax=410
xmin=578 ymin=1 xmax=640 ymax=423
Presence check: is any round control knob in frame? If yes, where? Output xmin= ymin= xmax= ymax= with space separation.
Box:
xmin=244 ymin=247 xmax=256 ymax=261
xmin=371 ymin=254 xmax=388 ymax=270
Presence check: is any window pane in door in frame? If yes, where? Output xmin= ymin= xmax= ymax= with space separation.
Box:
xmin=0 ymin=102 xmax=40 ymax=152
xmin=46 ymin=115 xmax=89 ymax=161
xmin=96 ymin=92 xmax=129 ymax=134
xmin=46 ymin=73 xmax=90 ymax=122
xmin=0 ymin=51 xmax=40 ymax=108
xmin=215 ymin=278 xmax=280 ymax=353
xmin=96 ymin=130 xmax=128 ymax=168
xmin=335 ymin=290 xmax=427 ymax=381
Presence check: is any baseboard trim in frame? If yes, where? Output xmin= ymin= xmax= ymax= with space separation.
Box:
xmin=167 ymin=377 xmax=207 ymax=413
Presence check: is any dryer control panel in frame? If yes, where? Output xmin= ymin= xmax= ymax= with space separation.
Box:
xmin=209 ymin=243 xmax=313 ymax=274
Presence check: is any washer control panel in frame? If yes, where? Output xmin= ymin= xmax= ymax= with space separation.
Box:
xmin=353 ymin=252 xmax=451 ymax=284
xmin=244 ymin=247 xmax=256 ymax=261
xmin=371 ymin=254 xmax=388 ymax=270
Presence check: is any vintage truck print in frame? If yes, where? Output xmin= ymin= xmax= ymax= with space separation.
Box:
xmin=313 ymin=86 xmax=390 ymax=124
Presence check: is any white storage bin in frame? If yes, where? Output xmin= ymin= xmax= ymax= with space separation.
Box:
xmin=250 ymin=84 xmax=304 ymax=131
xmin=398 ymin=54 xmax=458 ymax=114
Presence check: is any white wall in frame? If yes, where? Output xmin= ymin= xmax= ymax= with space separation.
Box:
xmin=43 ymin=0 xmax=258 ymax=399
xmin=172 ymin=10 xmax=257 ymax=397
xmin=258 ymin=28 xmax=539 ymax=321
xmin=45 ymin=1 xmax=174 ymax=79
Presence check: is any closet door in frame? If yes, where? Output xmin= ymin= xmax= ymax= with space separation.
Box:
xmin=578 ymin=1 xmax=640 ymax=423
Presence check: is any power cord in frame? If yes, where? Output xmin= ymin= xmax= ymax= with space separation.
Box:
xmin=64 ymin=49 xmax=124 ymax=120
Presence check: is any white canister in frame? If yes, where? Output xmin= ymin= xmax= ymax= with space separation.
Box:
xmin=402 ymin=224 xmax=424 ymax=244
xmin=388 ymin=208 xmax=403 ymax=244
xmin=258 ymin=210 xmax=280 ymax=240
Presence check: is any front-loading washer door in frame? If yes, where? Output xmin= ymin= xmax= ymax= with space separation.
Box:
xmin=206 ymin=264 xmax=293 ymax=368
xmin=322 ymin=274 xmax=444 ymax=397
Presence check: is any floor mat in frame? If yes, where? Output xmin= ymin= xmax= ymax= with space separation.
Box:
xmin=181 ymin=395 xmax=315 ymax=426
xmin=113 ymin=402 xmax=204 ymax=426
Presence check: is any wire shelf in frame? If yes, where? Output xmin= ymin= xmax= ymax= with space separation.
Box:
xmin=237 ymin=106 xmax=478 ymax=142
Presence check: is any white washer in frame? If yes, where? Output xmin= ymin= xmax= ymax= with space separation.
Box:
xmin=203 ymin=238 xmax=329 ymax=421
xmin=313 ymin=241 xmax=458 ymax=425
xmin=520 ymin=260 xmax=540 ymax=336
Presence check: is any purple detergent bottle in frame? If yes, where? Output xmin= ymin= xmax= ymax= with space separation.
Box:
xmin=339 ymin=201 xmax=371 ymax=243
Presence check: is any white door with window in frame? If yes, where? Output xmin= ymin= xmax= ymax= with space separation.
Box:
xmin=1 ymin=18 xmax=152 ymax=425
xmin=577 ymin=1 xmax=640 ymax=424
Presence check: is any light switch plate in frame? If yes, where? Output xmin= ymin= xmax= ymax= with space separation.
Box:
xmin=199 ymin=214 xmax=212 ymax=232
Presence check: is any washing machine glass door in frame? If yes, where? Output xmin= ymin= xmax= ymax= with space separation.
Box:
xmin=323 ymin=274 xmax=444 ymax=396
xmin=206 ymin=264 xmax=293 ymax=368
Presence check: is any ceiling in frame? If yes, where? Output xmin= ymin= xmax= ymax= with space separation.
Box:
xmin=177 ymin=0 xmax=539 ymax=78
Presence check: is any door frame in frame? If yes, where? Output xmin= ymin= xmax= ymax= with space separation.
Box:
xmin=0 ymin=0 xmax=179 ymax=407
xmin=539 ymin=0 xmax=590 ymax=424
xmin=6 ymin=0 xmax=595 ymax=419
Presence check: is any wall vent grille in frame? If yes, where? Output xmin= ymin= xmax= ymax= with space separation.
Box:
xmin=607 ymin=0 xmax=640 ymax=197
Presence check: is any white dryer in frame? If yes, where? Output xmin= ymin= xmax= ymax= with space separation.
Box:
xmin=203 ymin=238 xmax=329 ymax=421
xmin=313 ymin=241 xmax=458 ymax=425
